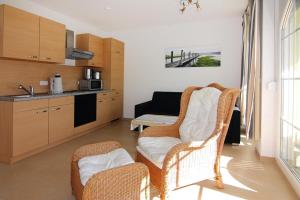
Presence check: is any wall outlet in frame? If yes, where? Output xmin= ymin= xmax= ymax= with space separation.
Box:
xmin=40 ymin=80 xmax=49 ymax=86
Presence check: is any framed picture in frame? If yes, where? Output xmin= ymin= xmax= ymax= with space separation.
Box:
xmin=165 ymin=47 xmax=221 ymax=68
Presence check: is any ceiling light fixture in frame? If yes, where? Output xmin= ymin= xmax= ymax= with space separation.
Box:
xmin=180 ymin=0 xmax=201 ymax=13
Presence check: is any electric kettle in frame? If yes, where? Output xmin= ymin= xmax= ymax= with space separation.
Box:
xmin=50 ymin=73 xmax=63 ymax=94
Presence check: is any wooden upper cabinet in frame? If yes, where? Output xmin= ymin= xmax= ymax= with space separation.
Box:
xmin=0 ymin=5 xmax=39 ymax=61
xmin=103 ymin=38 xmax=124 ymax=93
xmin=76 ymin=34 xmax=104 ymax=68
xmin=39 ymin=17 xmax=66 ymax=63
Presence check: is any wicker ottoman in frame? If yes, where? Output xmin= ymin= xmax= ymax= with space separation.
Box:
xmin=71 ymin=141 xmax=150 ymax=200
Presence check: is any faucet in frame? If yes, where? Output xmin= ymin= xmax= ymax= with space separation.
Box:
xmin=18 ymin=84 xmax=34 ymax=96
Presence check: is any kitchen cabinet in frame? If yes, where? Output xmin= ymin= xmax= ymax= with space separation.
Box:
xmin=12 ymin=100 xmax=49 ymax=157
xmin=49 ymin=97 xmax=74 ymax=144
xmin=0 ymin=90 xmax=123 ymax=164
xmin=39 ymin=17 xmax=66 ymax=63
xmin=96 ymin=91 xmax=122 ymax=124
xmin=76 ymin=34 xmax=104 ymax=68
xmin=111 ymin=94 xmax=123 ymax=120
xmin=97 ymin=98 xmax=112 ymax=125
xmin=0 ymin=4 xmax=66 ymax=63
xmin=0 ymin=5 xmax=39 ymax=61
xmin=97 ymin=92 xmax=112 ymax=125
xmin=103 ymin=38 xmax=124 ymax=94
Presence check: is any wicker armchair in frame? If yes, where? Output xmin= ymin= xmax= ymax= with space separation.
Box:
xmin=136 ymin=83 xmax=240 ymax=200
xmin=71 ymin=141 xmax=150 ymax=200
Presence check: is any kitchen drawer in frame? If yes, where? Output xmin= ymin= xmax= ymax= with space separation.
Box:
xmin=97 ymin=92 xmax=113 ymax=100
xmin=13 ymin=99 xmax=49 ymax=113
xmin=49 ymin=96 xmax=74 ymax=107
xmin=111 ymin=90 xmax=122 ymax=97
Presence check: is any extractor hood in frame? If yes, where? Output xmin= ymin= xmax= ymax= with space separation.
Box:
xmin=65 ymin=30 xmax=94 ymax=60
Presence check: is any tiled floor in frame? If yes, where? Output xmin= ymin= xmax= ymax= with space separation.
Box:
xmin=0 ymin=119 xmax=298 ymax=200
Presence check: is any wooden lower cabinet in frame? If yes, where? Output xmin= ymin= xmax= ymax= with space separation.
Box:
xmin=13 ymin=108 xmax=49 ymax=157
xmin=97 ymin=93 xmax=123 ymax=124
xmin=97 ymin=98 xmax=112 ymax=125
xmin=49 ymin=104 xmax=74 ymax=143
xmin=111 ymin=95 xmax=122 ymax=120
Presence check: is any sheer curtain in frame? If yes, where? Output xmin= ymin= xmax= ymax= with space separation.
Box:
xmin=240 ymin=0 xmax=262 ymax=139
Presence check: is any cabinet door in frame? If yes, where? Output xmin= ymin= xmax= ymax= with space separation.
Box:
xmin=76 ymin=34 xmax=104 ymax=68
xmin=111 ymin=95 xmax=123 ymax=120
xmin=97 ymin=98 xmax=112 ymax=125
xmin=88 ymin=35 xmax=104 ymax=67
xmin=13 ymin=108 xmax=48 ymax=156
xmin=39 ymin=17 xmax=66 ymax=63
xmin=49 ymin=104 xmax=74 ymax=144
xmin=110 ymin=40 xmax=124 ymax=91
xmin=2 ymin=5 xmax=39 ymax=61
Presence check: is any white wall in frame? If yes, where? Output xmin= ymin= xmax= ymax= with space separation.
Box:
xmin=260 ymin=0 xmax=276 ymax=158
xmin=112 ymin=18 xmax=243 ymax=118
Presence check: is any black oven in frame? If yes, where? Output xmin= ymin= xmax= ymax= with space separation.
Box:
xmin=74 ymin=94 xmax=96 ymax=127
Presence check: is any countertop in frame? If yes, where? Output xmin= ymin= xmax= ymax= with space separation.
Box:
xmin=0 ymin=89 xmax=112 ymax=102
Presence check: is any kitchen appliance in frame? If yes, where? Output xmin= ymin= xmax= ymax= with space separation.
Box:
xmin=85 ymin=68 xmax=92 ymax=80
xmin=93 ymin=71 xmax=101 ymax=80
xmin=65 ymin=30 xmax=94 ymax=60
xmin=50 ymin=73 xmax=63 ymax=94
xmin=79 ymin=79 xmax=102 ymax=91
xmin=74 ymin=94 xmax=96 ymax=127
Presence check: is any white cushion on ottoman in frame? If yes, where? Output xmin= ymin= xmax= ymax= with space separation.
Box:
xmin=78 ymin=148 xmax=134 ymax=186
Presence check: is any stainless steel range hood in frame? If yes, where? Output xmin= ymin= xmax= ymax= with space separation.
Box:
xmin=65 ymin=30 xmax=94 ymax=60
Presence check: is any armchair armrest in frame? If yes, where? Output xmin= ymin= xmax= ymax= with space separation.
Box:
xmin=83 ymin=163 xmax=150 ymax=200
xmin=139 ymin=125 xmax=180 ymax=138
xmin=135 ymin=100 xmax=153 ymax=118
xmin=72 ymin=141 xmax=122 ymax=162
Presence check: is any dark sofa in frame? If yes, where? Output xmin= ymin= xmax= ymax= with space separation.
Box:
xmin=135 ymin=91 xmax=240 ymax=144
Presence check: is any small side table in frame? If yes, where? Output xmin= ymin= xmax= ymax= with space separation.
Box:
xmin=130 ymin=114 xmax=178 ymax=133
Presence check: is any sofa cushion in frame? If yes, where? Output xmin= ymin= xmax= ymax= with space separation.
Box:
xmin=78 ymin=148 xmax=134 ymax=186
xmin=137 ymin=137 xmax=182 ymax=168
xmin=151 ymin=92 xmax=182 ymax=116
xmin=179 ymin=87 xmax=221 ymax=143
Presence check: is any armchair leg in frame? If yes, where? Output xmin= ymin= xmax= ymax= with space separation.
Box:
xmin=215 ymin=175 xmax=224 ymax=189
xmin=214 ymin=157 xmax=224 ymax=189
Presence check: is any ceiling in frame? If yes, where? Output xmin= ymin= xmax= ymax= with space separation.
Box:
xmin=28 ymin=0 xmax=248 ymax=32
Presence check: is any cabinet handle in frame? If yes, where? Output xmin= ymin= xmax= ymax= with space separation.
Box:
xmin=52 ymin=107 xmax=61 ymax=111
xmin=45 ymin=57 xmax=52 ymax=60
xmin=103 ymin=93 xmax=107 ymax=96
xmin=36 ymin=110 xmax=47 ymax=114
xmin=98 ymin=100 xmax=103 ymax=103
xmin=112 ymin=98 xmax=115 ymax=101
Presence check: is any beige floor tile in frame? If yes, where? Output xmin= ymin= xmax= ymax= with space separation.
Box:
xmin=0 ymin=120 xmax=298 ymax=200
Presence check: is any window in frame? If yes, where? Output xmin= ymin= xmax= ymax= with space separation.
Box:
xmin=280 ymin=0 xmax=300 ymax=181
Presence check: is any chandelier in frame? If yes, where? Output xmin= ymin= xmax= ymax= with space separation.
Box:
xmin=180 ymin=0 xmax=201 ymax=13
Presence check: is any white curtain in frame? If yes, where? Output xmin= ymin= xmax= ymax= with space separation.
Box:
xmin=240 ymin=0 xmax=261 ymax=139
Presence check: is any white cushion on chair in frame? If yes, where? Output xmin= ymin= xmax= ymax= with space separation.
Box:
xmin=78 ymin=148 xmax=134 ymax=186
xmin=179 ymin=87 xmax=221 ymax=143
xmin=137 ymin=137 xmax=182 ymax=168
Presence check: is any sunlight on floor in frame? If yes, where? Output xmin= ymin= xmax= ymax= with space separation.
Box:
xmin=160 ymin=185 xmax=249 ymax=200
xmin=220 ymin=155 xmax=257 ymax=192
